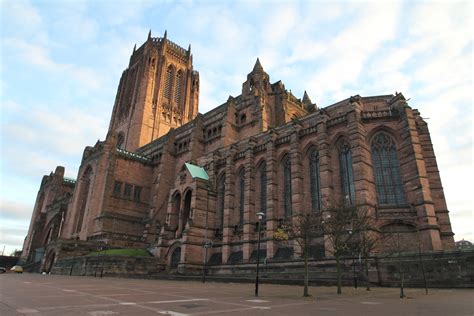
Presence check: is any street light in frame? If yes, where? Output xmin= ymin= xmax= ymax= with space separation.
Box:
xmin=347 ymin=229 xmax=358 ymax=289
xmin=69 ymin=243 xmax=78 ymax=276
xmin=94 ymin=246 xmax=103 ymax=278
xmin=255 ymin=212 xmax=265 ymax=297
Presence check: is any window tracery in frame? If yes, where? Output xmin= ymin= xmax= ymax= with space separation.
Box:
xmin=283 ymin=156 xmax=292 ymax=217
xmin=339 ymin=142 xmax=355 ymax=205
xmin=309 ymin=149 xmax=321 ymax=211
xmin=371 ymin=133 xmax=405 ymax=205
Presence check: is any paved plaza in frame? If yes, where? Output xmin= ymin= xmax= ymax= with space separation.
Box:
xmin=0 ymin=274 xmax=472 ymax=315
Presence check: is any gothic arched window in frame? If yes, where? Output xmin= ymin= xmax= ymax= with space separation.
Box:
xmin=283 ymin=156 xmax=292 ymax=217
xmin=371 ymin=132 xmax=405 ymax=205
xmin=174 ymin=70 xmax=183 ymax=107
xmin=216 ymin=176 xmax=225 ymax=230
xmin=309 ymin=149 xmax=321 ymax=211
xmin=259 ymin=163 xmax=267 ymax=214
xmin=164 ymin=65 xmax=174 ymax=99
xmin=238 ymin=169 xmax=245 ymax=226
xmin=116 ymin=132 xmax=125 ymax=149
xmin=339 ymin=142 xmax=355 ymax=205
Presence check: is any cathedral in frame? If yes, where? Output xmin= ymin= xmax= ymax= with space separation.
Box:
xmin=21 ymin=31 xmax=455 ymax=272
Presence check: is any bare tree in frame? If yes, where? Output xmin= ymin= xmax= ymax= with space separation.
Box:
xmin=350 ymin=208 xmax=393 ymax=291
xmin=322 ymin=204 xmax=359 ymax=294
xmin=273 ymin=213 xmax=323 ymax=297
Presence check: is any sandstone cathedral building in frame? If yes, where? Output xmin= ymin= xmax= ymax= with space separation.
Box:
xmin=21 ymin=31 xmax=455 ymax=273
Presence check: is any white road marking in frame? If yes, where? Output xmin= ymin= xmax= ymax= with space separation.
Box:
xmin=246 ymin=299 xmax=270 ymax=303
xmin=119 ymin=302 xmax=137 ymax=305
xmin=149 ymin=298 xmax=209 ymax=304
xmin=16 ymin=308 xmax=39 ymax=314
xmin=253 ymin=306 xmax=271 ymax=309
xmin=360 ymin=301 xmax=381 ymax=305
xmin=88 ymin=311 xmax=118 ymax=316
xmin=63 ymin=289 xmax=76 ymax=292
xmin=158 ymin=311 xmax=189 ymax=316
xmin=23 ymin=282 xmax=32 ymax=284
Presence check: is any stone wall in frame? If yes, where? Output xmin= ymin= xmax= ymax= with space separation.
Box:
xmin=47 ymin=250 xmax=473 ymax=288
xmin=376 ymin=250 xmax=473 ymax=288
xmin=51 ymin=255 xmax=163 ymax=278
xmin=201 ymin=250 xmax=474 ymax=288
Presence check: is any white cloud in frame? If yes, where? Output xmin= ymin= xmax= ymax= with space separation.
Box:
xmin=0 ymin=1 xmax=472 ymax=254
xmin=1 ymin=0 xmax=43 ymax=36
xmin=0 ymin=199 xmax=33 ymax=221
xmin=4 ymin=38 xmax=102 ymax=90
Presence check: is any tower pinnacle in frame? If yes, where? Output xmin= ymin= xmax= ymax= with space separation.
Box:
xmin=253 ymin=58 xmax=263 ymax=72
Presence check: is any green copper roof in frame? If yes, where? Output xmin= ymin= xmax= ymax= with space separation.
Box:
xmin=185 ymin=162 xmax=209 ymax=181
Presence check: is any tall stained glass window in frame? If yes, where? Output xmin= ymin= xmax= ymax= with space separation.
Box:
xmin=259 ymin=163 xmax=267 ymax=214
xmin=339 ymin=142 xmax=355 ymax=205
xmin=239 ymin=170 xmax=245 ymax=226
xmin=309 ymin=150 xmax=321 ymax=211
xmin=217 ymin=176 xmax=225 ymax=230
xmin=371 ymin=133 xmax=405 ymax=205
xmin=283 ymin=156 xmax=292 ymax=217
xmin=164 ymin=65 xmax=173 ymax=99
xmin=174 ymin=70 xmax=183 ymax=107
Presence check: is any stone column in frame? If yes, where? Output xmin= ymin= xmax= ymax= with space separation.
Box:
xmin=398 ymin=107 xmax=442 ymax=251
xmin=316 ymin=116 xmax=335 ymax=257
xmin=265 ymin=132 xmax=278 ymax=259
xmin=290 ymin=123 xmax=303 ymax=257
xmin=222 ymin=146 xmax=236 ymax=263
xmin=415 ymin=112 xmax=455 ymax=250
xmin=243 ymin=139 xmax=256 ymax=261
xmin=346 ymin=97 xmax=375 ymax=207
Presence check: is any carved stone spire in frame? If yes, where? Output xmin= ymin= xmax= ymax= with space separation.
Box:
xmin=302 ymin=90 xmax=317 ymax=112
xmin=302 ymin=91 xmax=311 ymax=105
xmin=253 ymin=58 xmax=263 ymax=72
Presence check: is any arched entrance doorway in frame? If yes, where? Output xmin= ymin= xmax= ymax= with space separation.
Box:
xmin=170 ymin=247 xmax=181 ymax=268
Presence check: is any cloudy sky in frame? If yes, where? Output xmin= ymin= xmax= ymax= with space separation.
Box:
xmin=0 ymin=0 xmax=472 ymax=255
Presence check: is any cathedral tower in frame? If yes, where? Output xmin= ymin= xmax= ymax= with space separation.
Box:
xmin=108 ymin=30 xmax=199 ymax=151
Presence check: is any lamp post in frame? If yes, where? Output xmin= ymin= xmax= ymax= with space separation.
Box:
xmin=100 ymin=245 xmax=107 ymax=278
xmin=69 ymin=243 xmax=78 ymax=276
xmin=347 ymin=228 xmax=357 ymax=289
xmin=94 ymin=246 xmax=103 ymax=278
xmin=352 ymin=256 xmax=358 ymax=289
xmin=255 ymin=212 xmax=265 ymax=297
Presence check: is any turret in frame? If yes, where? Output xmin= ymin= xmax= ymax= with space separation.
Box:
xmin=302 ymin=90 xmax=317 ymax=113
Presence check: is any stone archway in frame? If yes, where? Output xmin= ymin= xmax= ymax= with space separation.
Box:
xmin=170 ymin=247 xmax=181 ymax=268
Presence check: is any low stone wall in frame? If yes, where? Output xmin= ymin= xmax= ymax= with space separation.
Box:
xmin=48 ymin=250 xmax=473 ymax=288
xmin=376 ymin=250 xmax=474 ymax=288
xmin=200 ymin=249 xmax=474 ymax=288
xmin=51 ymin=255 xmax=163 ymax=277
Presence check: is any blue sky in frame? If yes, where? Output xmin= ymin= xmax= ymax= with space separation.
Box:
xmin=0 ymin=0 xmax=472 ymax=255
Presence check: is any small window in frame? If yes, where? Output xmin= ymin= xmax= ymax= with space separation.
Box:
xmin=124 ymin=184 xmax=133 ymax=198
xmin=113 ymin=181 xmax=122 ymax=196
xmin=134 ymin=186 xmax=142 ymax=201
xmin=240 ymin=114 xmax=246 ymax=124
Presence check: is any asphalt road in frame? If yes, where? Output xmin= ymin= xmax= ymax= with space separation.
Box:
xmin=0 ymin=273 xmax=472 ymax=315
